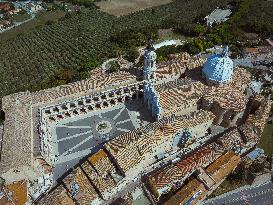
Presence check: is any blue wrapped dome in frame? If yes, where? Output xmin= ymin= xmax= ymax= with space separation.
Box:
xmin=203 ymin=46 xmax=233 ymax=84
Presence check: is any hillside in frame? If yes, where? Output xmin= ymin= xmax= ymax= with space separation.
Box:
xmin=0 ymin=0 xmax=272 ymax=111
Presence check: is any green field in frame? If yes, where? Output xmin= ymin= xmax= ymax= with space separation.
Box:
xmin=0 ymin=0 xmax=232 ymax=109
xmin=258 ymin=123 xmax=273 ymax=157
xmin=0 ymin=10 xmax=66 ymax=42
xmin=11 ymin=13 xmax=31 ymax=22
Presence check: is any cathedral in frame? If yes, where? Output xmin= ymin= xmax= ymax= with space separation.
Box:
xmin=0 ymin=39 xmax=271 ymax=205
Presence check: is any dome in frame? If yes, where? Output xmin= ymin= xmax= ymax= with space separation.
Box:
xmin=202 ymin=46 xmax=233 ymax=84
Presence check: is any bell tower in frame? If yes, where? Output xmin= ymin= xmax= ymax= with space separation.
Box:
xmin=143 ymin=38 xmax=162 ymax=121
xmin=144 ymin=38 xmax=157 ymax=83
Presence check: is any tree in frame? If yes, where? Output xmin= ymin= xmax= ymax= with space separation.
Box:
xmin=0 ymin=110 xmax=5 ymax=124
xmin=124 ymin=47 xmax=139 ymax=63
xmin=206 ymin=33 xmax=222 ymax=45
xmin=194 ymin=24 xmax=206 ymax=35
xmin=45 ymin=20 xmax=54 ymax=25
xmin=157 ymin=55 xmax=168 ymax=62
xmin=109 ymin=61 xmax=120 ymax=73
xmin=155 ymin=45 xmax=178 ymax=62
xmin=83 ymin=58 xmax=101 ymax=71
xmin=180 ymin=42 xmax=200 ymax=54
xmin=249 ymin=161 xmax=265 ymax=174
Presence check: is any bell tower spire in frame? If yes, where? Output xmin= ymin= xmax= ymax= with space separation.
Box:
xmin=144 ymin=38 xmax=157 ymax=83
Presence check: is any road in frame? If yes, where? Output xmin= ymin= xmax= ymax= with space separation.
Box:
xmin=0 ymin=14 xmax=35 ymax=34
xmin=204 ymin=182 xmax=273 ymax=205
xmin=233 ymin=58 xmax=273 ymax=72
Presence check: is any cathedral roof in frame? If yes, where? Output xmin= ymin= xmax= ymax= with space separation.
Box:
xmin=202 ymin=47 xmax=233 ymax=84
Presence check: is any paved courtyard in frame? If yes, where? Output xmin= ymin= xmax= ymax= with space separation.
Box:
xmin=50 ymin=100 xmax=153 ymax=181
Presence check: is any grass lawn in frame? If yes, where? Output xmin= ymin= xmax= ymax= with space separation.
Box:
xmin=258 ymin=123 xmax=273 ymax=157
xmin=0 ymin=10 xmax=66 ymax=41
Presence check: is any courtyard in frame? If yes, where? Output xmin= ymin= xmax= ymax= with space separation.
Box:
xmin=49 ymin=100 xmax=153 ymax=181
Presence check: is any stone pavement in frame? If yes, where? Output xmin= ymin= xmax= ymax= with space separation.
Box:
xmin=51 ymin=101 xmax=152 ymax=182
xmin=203 ymin=181 xmax=273 ymax=205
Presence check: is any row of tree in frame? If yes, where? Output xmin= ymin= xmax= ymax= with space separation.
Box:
xmin=0 ymin=0 xmax=272 ymax=113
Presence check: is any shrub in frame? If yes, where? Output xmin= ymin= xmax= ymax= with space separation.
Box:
xmin=156 ymin=45 xmax=178 ymax=61
xmin=124 ymin=47 xmax=139 ymax=63
xmin=194 ymin=24 xmax=206 ymax=35
xmin=83 ymin=58 xmax=101 ymax=71
xmin=109 ymin=61 xmax=120 ymax=73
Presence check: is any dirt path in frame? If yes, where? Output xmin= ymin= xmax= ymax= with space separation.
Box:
xmin=95 ymin=0 xmax=172 ymax=16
